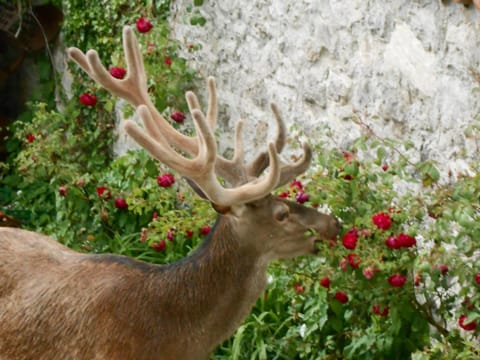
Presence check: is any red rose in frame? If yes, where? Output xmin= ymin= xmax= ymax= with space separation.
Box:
xmin=109 ymin=67 xmax=127 ymax=79
xmin=140 ymin=228 xmax=148 ymax=243
xmin=166 ymin=230 xmax=175 ymax=241
xmin=278 ymin=190 xmax=290 ymax=199
xmin=382 ymin=164 xmax=389 ymax=171
xmin=388 ymin=274 xmax=407 ymax=287
xmin=373 ymin=305 xmax=389 ymax=317
xmin=289 ymin=179 xmax=304 ymax=190
xmin=437 ymin=264 xmax=449 ymax=275
xmin=199 ymin=225 xmax=211 ymax=236
xmin=295 ymin=192 xmax=310 ymax=204
xmin=459 ymin=315 xmax=477 ymax=331
xmin=96 ymin=186 xmax=112 ymax=200
xmin=342 ymin=229 xmax=358 ymax=250
xmin=319 ymin=277 xmax=330 ymax=289
xmin=396 ymin=233 xmax=416 ymax=248
xmin=164 ymin=56 xmax=172 ymax=67
xmin=347 ymin=253 xmax=360 ymax=269
xmin=294 ymin=284 xmax=304 ymax=294
xmin=27 ymin=134 xmax=36 ymax=143
xmin=414 ymin=274 xmax=422 ymax=286
xmin=385 ymin=236 xmax=401 ymax=249
xmin=363 ymin=266 xmax=375 ymax=280
xmin=157 ymin=173 xmax=175 ymax=187
xmin=170 ymin=111 xmax=186 ymax=123
xmin=114 ymin=197 xmax=128 ymax=210
xmin=372 ymin=212 xmax=392 ymax=230
xmin=79 ymin=93 xmax=97 ymax=106
xmin=476 ymin=273 xmax=480 ymax=285
xmin=185 ymin=230 xmax=194 ymax=238
xmin=58 ymin=185 xmax=68 ymax=197
xmin=335 ymin=291 xmax=349 ymax=304
xmin=136 ymin=17 xmax=153 ymax=33
xmin=152 ymin=240 xmax=166 ymax=252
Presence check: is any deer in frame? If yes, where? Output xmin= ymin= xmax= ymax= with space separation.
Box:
xmin=0 ymin=26 xmax=340 ymax=360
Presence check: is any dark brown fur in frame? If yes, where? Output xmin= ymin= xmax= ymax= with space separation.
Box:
xmin=0 ymin=196 xmax=339 ymax=359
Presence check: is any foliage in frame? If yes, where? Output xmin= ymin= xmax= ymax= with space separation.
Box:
xmin=1 ymin=1 xmax=479 ymax=359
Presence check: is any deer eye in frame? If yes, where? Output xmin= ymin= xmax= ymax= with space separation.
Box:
xmin=274 ymin=205 xmax=290 ymax=222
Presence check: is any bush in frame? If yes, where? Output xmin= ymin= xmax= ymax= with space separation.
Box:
xmin=1 ymin=1 xmax=478 ymax=358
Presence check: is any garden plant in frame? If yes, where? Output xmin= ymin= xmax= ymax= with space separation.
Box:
xmin=0 ymin=1 xmax=479 ymax=359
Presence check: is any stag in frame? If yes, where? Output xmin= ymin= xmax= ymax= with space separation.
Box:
xmin=0 ymin=26 xmax=340 ymax=360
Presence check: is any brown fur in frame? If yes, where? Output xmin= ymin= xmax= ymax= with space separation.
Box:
xmin=0 ymin=196 xmax=339 ymax=359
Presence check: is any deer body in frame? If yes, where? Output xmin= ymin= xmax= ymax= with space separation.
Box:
xmin=0 ymin=26 xmax=340 ymax=359
xmin=0 ymin=224 xmax=265 ymax=360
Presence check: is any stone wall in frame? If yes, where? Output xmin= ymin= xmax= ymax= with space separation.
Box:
xmin=170 ymin=1 xmax=480 ymax=178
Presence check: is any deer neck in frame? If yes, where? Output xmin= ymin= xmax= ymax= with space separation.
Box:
xmin=149 ymin=215 xmax=268 ymax=350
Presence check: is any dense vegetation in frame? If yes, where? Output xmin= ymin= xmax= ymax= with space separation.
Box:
xmin=0 ymin=1 xmax=478 ymax=358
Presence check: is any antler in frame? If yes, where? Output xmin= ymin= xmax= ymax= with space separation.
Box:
xmin=67 ymin=25 xmax=312 ymax=205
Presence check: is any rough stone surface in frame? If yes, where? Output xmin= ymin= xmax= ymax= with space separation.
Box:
xmin=168 ymin=1 xmax=480 ymax=178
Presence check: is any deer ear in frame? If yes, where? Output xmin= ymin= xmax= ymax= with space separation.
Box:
xmin=185 ymin=177 xmax=232 ymax=214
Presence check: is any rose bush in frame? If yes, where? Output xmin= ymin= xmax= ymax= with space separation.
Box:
xmin=1 ymin=2 xmax=479 ymax=359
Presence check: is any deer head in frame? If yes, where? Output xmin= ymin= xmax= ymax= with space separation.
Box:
xmin=67 ymin=26 xmax=340 ymax=259
xmin=0 ymin=26 xmax=340 ymax=360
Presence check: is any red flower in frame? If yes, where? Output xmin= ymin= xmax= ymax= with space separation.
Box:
xmin=278 ymin=190 xmax=290 ymax=199
xmin=27 ymin=134 xmax=36 ymax=143
xmin=373 ymin=305 xmax=389 ymax=317
xmin=414 ymin=274 xmax=422 ymax=286
xmin=388 ymin=274 xmax=407 ymax=287
xmin=79 ymin=93 xmax=97 ymax=106
xmin=385 ymin=236 xmax=401 ymax=249
xmin=152 ymin=240 xmax=166 ymax=252
xmin=372 ymin=212 xmax=392 ymax=230
xmin=396 ymin=233 xmax=416 ymax=248
xmin=295 ymin=192 xmax=310 ymax=204
xmin=294 ymin=284 xmax=304 ymax=294
xmin=343 ymin=152 xmax=354 ymax=163
xmin=289 ymin=179 xmax=304 ymax=190
xmin=157 ymin=173 xmax=175 ymax=187
xmin=58 ymin=185 xmax=68 ymax=197
xmin=199 ymin=225 xmax=211 ymax=236
xmin=459 ymin=315 xmax=477 ymax=331
xmin=185 ymin=230 xmax=194 ymax=238
xmin=136 ymin=17 xmax=153 ymax=33
xmin=347 ymin=253 xmax=360 ymax=269
xmin=152 ymin=212 xmax=159 ymax=221
xmin=437 ymin=264 xmax=449 ymax=275
xmin=476 ymin=273 xmax=480 ymax=285
xmin=109 ymin=67 xmax=127 ymax=79
xmin=114 ymin=197 xmax=128 ymax=210
xmin=140 ymin=228 xmax=148 ymax=243
xmin=96 ymin=186 xmax=112 ymax=200
xmin=166 ymin=230 xmax=175 ymax=241
xmin=363 ymin=266 xmax=375 ymax=280
xmin=170 ymin=111 xmax=186 ymax=123
xmin=164 ymin=56 xmax=172 ymax=67
xmin=342 ymin=229 xmax=358 ymax=250
xmin=319 ymin=277 xmax=330 ymax=289
xmin=382 ymin=164 xmax=389 ymax=171
xmin=335 ymin=291 xmax=349 ymax=304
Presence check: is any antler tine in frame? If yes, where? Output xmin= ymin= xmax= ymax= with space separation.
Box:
xmin=186 ymin=77 xmax=217 ymax=129
xmin=244 ymin=103 xmax=287 ymax=178
xmin=68 ymin=26 xmax=199 ymax=156
xmin=126 ymin=106 xmax=281 ymax=206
